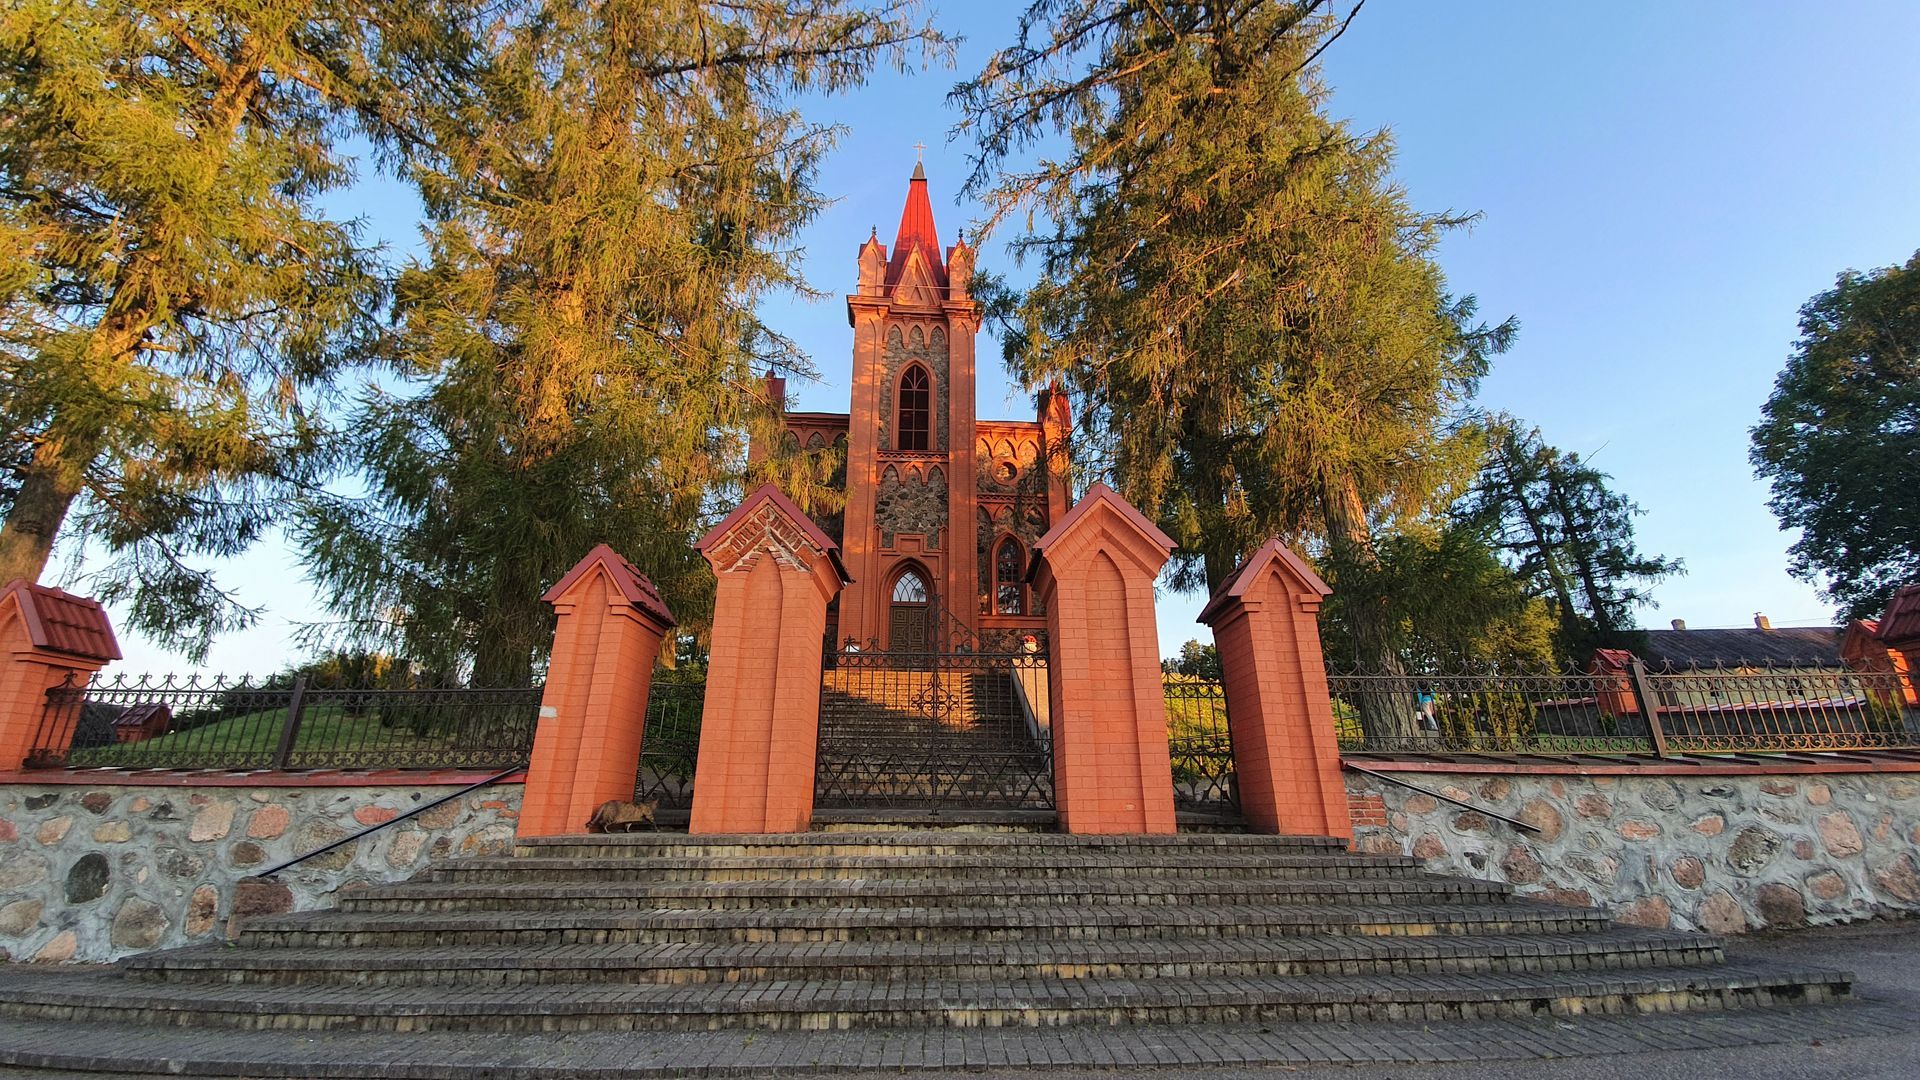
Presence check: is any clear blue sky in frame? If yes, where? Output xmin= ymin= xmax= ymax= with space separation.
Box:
xmin=59 ymin=0 xmax=1920 ymax=672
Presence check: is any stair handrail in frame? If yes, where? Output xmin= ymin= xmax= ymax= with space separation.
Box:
xmin=1341 ymin=761 xmax=1541 ymax=834
xmin=251 ymin=766 xmax=524 ymax=878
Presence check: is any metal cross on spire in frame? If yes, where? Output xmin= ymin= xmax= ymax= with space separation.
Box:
xmin=913 ymin=141 xmax=926 ymax=163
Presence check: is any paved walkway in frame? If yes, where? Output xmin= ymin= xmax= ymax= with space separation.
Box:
xmin=0 ymin=918 xmax=1912 ymax=1078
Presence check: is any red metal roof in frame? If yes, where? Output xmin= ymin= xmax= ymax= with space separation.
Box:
xmin=1878 ymin=585 xmax=1920 ymax=646
xmin=539 ymin=545 xmax=675 ymax=627
xmin=0 ymin=581 xmax=121 ymax=662
xmin=884 ymin=163 xmax=948 ymax=291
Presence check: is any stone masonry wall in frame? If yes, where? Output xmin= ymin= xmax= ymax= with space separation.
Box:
xmin=0 ymin=781 xmax=522 ymax=962
xmin=1346 ymin=770 xmax=1920 ymax=933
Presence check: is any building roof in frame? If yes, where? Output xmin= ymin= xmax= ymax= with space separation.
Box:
xmin=884 ymin=163 xmax=948 ymax=291
xmin=0 ymin=581 xmax=121 ymax=662
xmin=1878 ymin=585 xmax=1920 ymax=646
xmin=1637 ymin=626 xmax=1845 ymax=669
xmin=540 ymin=544 xmax=675 ymax=627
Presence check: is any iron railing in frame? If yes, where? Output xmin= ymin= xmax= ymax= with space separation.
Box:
xmin=635 ymin=678 xmax=704 ymax=808
xmin=1331 ymin=662 xmax=1920 ymax=757
xmin=816 ymin=646 xmax=1054 ymax=810
xmin=28 ymin=672 xmax=541 ymax=771
xmin=1164 ymin=676 xmax=1238 ymax=811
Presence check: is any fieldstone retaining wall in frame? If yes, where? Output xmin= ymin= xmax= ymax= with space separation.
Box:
xmin=1346 ymin=769 xmax=1920 ymax=933
xmin=0 ymin=780 xmax=522 ymax=962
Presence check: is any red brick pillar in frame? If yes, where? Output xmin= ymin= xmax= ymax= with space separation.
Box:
xmin=690 ymin=485 xmax=848 ymax=834
xmin=518 ymin=546 xmax=675 ymax=838
xmin=0 ymin=582 xmax=120 ymax=770
xmin=1197 ymin=540 xmax=1350 ymax=840
xmin=1029 ymin=483 xmax=1178 ymax=835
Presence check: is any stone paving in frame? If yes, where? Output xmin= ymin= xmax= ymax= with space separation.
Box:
xmin=0 ymin=978 xmax=1906 ymax=1077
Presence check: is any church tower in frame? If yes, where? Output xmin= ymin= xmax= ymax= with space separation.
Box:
xmin=761 ymin=163 xmax=1069 ymax=652
xmin=837 ymin=161 xmax=983 ymax=649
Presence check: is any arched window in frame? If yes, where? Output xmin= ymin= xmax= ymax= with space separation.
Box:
xmin=896 ymin=365 xmax=931 ymax=451
xmin=994 ymin=536 xmax=1024 ymax=615
xmin=892 ymin=568 xmax=929 ymax=603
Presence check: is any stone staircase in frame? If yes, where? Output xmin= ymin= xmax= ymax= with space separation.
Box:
xmin=0 ymin=831 xmax=1850 ymax=1046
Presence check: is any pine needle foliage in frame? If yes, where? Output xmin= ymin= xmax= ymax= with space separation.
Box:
xmin=0 ymin=0 xmax=439 ymax=657
xmin=295 ymin=0 xmax=949 ymax=685
xmin=1461 ymin=417 xmax=1680 ymax=658
xmin=954 ymin=0 xmax=1513 ymax=733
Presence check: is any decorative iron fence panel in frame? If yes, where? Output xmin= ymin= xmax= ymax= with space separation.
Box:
xmin=635 ymin=678 xmax=704 ymax=808
xmin=1644 ymin=667 xmax=1919 ymax=753
xmin=1164 ymin=676 xmax=1238 ymax=812
xmin=1329 ymin=668 xmax=1658 ymax=756
xmin=1331 ymin=664 xmax=1920 ymax=757
xmin=27 ymin=673 xmax=541 ymax=771
xmin=815 ymin=646 xmax=1054 ymax=810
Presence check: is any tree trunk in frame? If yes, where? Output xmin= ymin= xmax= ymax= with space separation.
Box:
xmin=1319 ymin=469 xmax=1417 ymax=743
xmin=0 ymin=434 xmax=93 ymax=585
xmin=1543 ymin=463 xmax=1616 ymax=635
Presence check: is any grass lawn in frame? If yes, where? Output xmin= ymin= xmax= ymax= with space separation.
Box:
xmin=64 ymin=702 xmax=529 ymax=768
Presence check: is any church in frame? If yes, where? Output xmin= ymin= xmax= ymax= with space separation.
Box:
xmin=756 ymin=163 xmax=1072 ymax=652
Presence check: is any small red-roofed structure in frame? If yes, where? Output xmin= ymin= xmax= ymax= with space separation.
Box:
xmin=1029 ymin=484 xmax=1179 ymax=835
xmin=690 ymin=484 xmax=850 ymax=834
xmin=1198 ymin=539 xmax=1350 ymax=840
xmin=518 ymin=547 xmax=676 ymax=838
xmin=0 ymin=580 xmax=122 ymax=771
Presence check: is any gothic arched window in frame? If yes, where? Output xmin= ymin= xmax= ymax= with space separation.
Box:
xmin=896 ymin=365 xmax=931 ymax=451
xmin=994 ymin=536 xmax=1024 ymax=615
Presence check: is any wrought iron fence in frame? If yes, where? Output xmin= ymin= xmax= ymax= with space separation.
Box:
xmin=1647 ymin=665 xmax=1919 ymax=753
xmin=27 ymin=672 xmax=542 ymax=771
xmin=635 ymin=677 xmax=704 ymax=808
xmin=1330 ymin=662 xmax=1920 ymax=757
xmin=1163 ymin=676 xmax=1238 ymax=811
xmin=815 ymin=645 xmax=1054 ymax=809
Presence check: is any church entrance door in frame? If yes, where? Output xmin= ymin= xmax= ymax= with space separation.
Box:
xmin=887 ymin=567 xmax=932 ymax=653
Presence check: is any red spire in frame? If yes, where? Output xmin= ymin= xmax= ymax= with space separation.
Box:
xmin=885 ymin=161 xmax=947 ymax=290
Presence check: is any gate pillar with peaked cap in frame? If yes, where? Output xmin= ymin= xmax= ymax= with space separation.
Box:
xmin=518 ymin=546 xmax=675 ymax=838
xmin=1028 ymin=483 xmax=1178 ymax=835
xmin=690 ymin=484 xmax=849 ymax=834
xmin=1198 ymin=539 xmax=1351 ymax=840
xmin=0 ymin=581 xmax=120 ymax=771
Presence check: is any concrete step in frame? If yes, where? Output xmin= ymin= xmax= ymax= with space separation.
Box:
xmin=245 ymin=900 xmax=1586 ymax=948
xmin=124 ymin=930 xmax=1724 ymax=987
xmin=0 ymin=964 xmax=1849 ymax=1033
xmin=336 ymin=874 xmax=1513 ymax=916
xmin=425 ymin=851 xmax=1426 ymax=884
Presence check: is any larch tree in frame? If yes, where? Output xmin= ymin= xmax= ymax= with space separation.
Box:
xmin=1461 ymin=418 xmax=1679 ymax=658
xmin=1751 ymin=253 xmax=1920 ymax=621
xmin=0 ymin=0 xmax=454 ymax=656
xmin=294 ymin=0 xmax=948 ymax=685
xmin=953 ymin=0 xmax=1512 ymax=737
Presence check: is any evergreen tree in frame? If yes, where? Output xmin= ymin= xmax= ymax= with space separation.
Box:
xmin=1751 ymin=254 xmax=1920 ymax=620
xmin=1320 ymin=519 xmax=1558 ymax=671
xmin=294 ymin=0 xmax=948 ymax=684
xmin=954 ymin=0 xmax=1512 ymax=737
xmin=1461 ymin=418 xmax=1680 ymax=656
xmin=0 ymin=0 xmax=449 ymax=656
